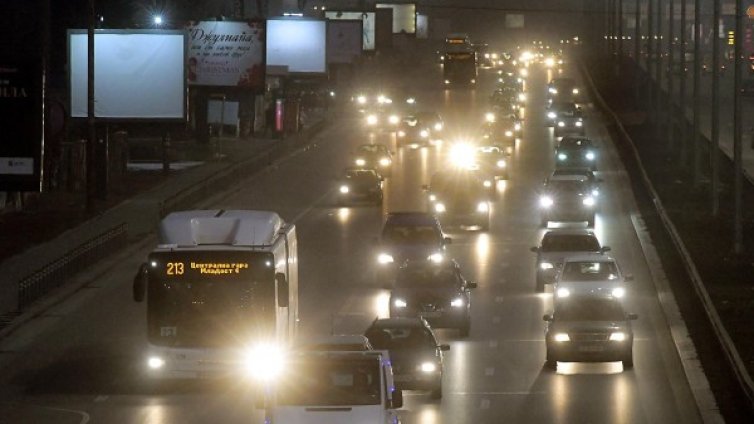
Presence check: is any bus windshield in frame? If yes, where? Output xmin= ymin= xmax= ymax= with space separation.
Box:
xmin=146 ymin=250 xmax=276 ymax=348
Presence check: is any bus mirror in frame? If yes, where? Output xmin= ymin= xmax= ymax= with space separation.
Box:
xmin=133 ymin=263 xmax=148 ymax=303
xmin=276 ymin=273 xmax=289 ymax=307
xmin=390 ymin=389 xmax=403 ymax=409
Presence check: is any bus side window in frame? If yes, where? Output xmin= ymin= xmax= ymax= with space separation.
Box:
xmin=133 ymin=263 xmax=148 ymax=302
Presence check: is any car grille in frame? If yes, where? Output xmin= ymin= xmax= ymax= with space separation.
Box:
xmin=570 ymin=332 xmax=609 ymax=342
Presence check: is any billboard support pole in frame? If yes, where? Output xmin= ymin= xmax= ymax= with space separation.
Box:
xmin=86 ymin=0 xmax=96 ymax=211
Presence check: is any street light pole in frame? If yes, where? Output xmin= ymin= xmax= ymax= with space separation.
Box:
xmin=733 ymin=0 xmax=744 ymax=253
xmin=647 ymin=0 xmax=655 ymax=116
xmin=635 ymin=0 xmax=641 ymax=68
xmin=711 ymin=0 xmax=721 ymax=215
xmin=667 ymin=0 xmax=675 ymax=150
xmin=656 ymin=0 xmax=663 ymax=121
xmin=619 ymin=0 xmax=624 ymax=62
xmin=87 ymin=0 xmax=96 ymax=212
xmin=679 ymin=0 xmax=687 ymax=167
xmin=692 ymin=0 xmax=702 ymax=185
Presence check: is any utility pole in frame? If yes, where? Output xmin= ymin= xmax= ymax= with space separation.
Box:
xmin=656 ymin=0 xmax=663 ymax=121
xmin=667 ymin=0 xmax=675 ymax=150
xmin=87 ymin=0 xmax=96 ymax=212
xmin=635 ymin=0 xmax=641 ymax=68
xmin=692 ymin=0 xmax=702 ymax=184
xmin=618 ymin=0 xmax=624 ymax=62
xmin=647 ymin=0 xmax=655 ymax=117
xmin=711 ymin=0 xmax=721 ymax=215
xmin=733 ymin=0 xmax=744 ymax=254
xmin=679 ymin=0 xmax=687 ymax=167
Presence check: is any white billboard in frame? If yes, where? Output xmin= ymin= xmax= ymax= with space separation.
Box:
xmin=376 ymin=3 xmax=416 ymax=34
xmin=325 ymin=11 xmax=376 ymax=51
xmin=187 ymin=21 xmax=265 ymax=90
xmin=327 ymin=20 xmax=363 ymax=64
xmin=69 ymin=30 xmax=186 ymax=120
xmin=266 ymin=19 xmax=327 ymax=74
xmin=416 ymin=14 xmax=428 ymax=39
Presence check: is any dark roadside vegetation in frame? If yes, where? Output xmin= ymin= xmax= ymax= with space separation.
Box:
xmin=585 ymin=53 xmax=754 ymax=422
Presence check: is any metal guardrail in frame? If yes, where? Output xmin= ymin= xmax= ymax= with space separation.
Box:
xmin=17 ymin=223 xmax=128 ymax=310
xmin=580 ymin=61 xmax=754 ymax=407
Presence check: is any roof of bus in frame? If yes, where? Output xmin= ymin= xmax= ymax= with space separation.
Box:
xmin=158 ymin=210 xmax=285 ymax=247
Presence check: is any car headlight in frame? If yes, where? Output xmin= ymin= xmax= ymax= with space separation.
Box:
xmin=406 ymin=97 xmax=416 ymax=104
xmin=367 ymin=115 xmax=378 ymax=125
xmin=148 ymin=356 xmax=165 ymax=370
xmin=357 ymin=95 xmax=367 ymax=104
xmin=582 ymin=196 xmax=595 ymax=206
xmin=339 ymin=185 xmax=350 ymax=194
xmin=377 ymin=95 xmax=387 ymax=104
xmin=586 ymin=151 xmax=595 ymax=160
xmin=379 ymin=157 xmax=391 ymax=166
xmin=558 ymin=153 xmax=567 ymax=160
xmin=420 ymin=362 xmax=437 ymax=373
xmin=545 ymin=57 xmax=555 ymax=67
xmin=434 ymin=202 xmax=446 ymax=213
xmin=547 ymin=112 xmax=556 ymax=119
xmin=483 ymin=180 xmax=492 ymax=188
xmin=592 ymin=188 xmax=600 ymax=196
xmin=355 ymin=158 xmax=366 ymax=166
xmin=428 ymin=253 xmax=444 ymax=263
xmin=243 ymin=343 xmax=286 ymax=381
xmin=477 ymin=202 xmax=489 ymax=213
xmin=556 ymin=287 xmax=570 ymax=298
xmin=553 ymin=333 xmax=570 ymax=342
xmin=429 ymin=194 xmax=437 ymax=202
xmin=609 ymin=332 xmax=627 ymax=341
xmin=539 ymin=195 xmax=554 ymax=208
xmin=557 ymin=121 xmax=565 ymax=127
xmin=450 ymin=298 xmax=465 ymax=308
xmin=420 ymin=130 xmax=429 ymax=138
xmin=514 ymin=123 xmax=521 ymax=131
xmin=539 ymin=262 xmax=554 ymax=270
xmin=572 ymin=88 xmax=580 ymax=95
xmin=505 ymin=130 xmax=514 ymax=137
xmin=497 ymin=160 xmax=507 ymax=168
xmin=398 ymin=130 xmax=406 ymax=137
xmin=520 ymin=68 xmax=528 ymax=77
xmin=612 ymin=287 xmax=626 ymax=298
xmin=518 ymin=93 xmax=527 ymax=102
xmin=575 ymin=120 xmax=583 ymax=127
xmin=444 ymin=79 xmax=450 ymax=84
xmin=378 ymin=253 xmax=394 ymax=264
xmin=485 ymin=112 xmax=496 ymax=122
xmin=389 ymin=115 xmax=400 ymax=124
xmin=549 ymin=87 xmax=558 ymax=94
xmin=434 ymin=123 xmax=443 ymax=131
xmin=394 ymin=298 xmax=407 ymax=308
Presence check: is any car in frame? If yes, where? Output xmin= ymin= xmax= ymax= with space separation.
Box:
xmin=396 ymin=116 xmax=432 ymax=148
xmin=555 ymin=136 xmax=597 ymax=170
xmin=543 ymin=296 xmax=638 ymax=370
xmin=338 ymin=168 xmax=384 ymax=206
xmin=389 ymin=260 xmax=477 ymax=336
xmin=490 ymin=88 xmax=522 ymax=111
xmin=546 ymin=102 xmax=581 ymax=127
xmin=364 ymin=317 xmax=450 ymax=398
xmin=375 ymin=213 xmax=451 ymax=284
xmin=539 ymin=176 xmax=597 ymax=227
xmin=363 ymin=104 xmax=401 ymax=132
xmin=424 ymin=171 xmax=492 ymax=230
xmin=476 ymin=145 xmax=510 ymax=179
xmin=553 ymin=254 xmax=633 ymax=299
xmin=553 ymin=107 xmax=585 ymax=137
xmin=413 ymin=111 xmax=445 ymax=139
xmin=352 ymin=144 xmax=393 ymax=175
xmin=550 ymin=168 xmax=603 ymax=197
xmin=530 ymin=230 xmax=611 ymax=292
xmin=547 ymin=77 xmax=581 ymax=103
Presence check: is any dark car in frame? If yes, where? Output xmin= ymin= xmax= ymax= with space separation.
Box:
xmin=414 ymin=111 xmax=445 ymax=139
xmin=364 ymin=317 xmax=450 ymax=398
xmin=555 ymin=136 xmax=598 ymax=170
xmin=375 ymin=213 xmax=451 ymax=283
xmin=539 ymin=177 xmax=597 ymax=227
xmin=476 ymin=145 xmax=509 ymax=179
xmin=397 ymin=116 xmax=432 ymax=148
xmin=550 ymin=168 xmax=603 ymax=197
xmin=389 ymin=260 xmax=477 ymax=336
xmin=352 ymin=144 xmax=393 ymax=175
xmin=543 ymin=297 xmax=638 ymax=370
xmin=530 ymin=230 xmax=610 ymax=292
xmin=547 ymin=77 xmax=581 ymax=103
xmin=553 ymin=105 xmax=585 ymax=137
xmin=547 ymin=102 xmax=581 ymax=128
xmin=424 ymin=171 xmax=492 ymax=230
xmin=337 ymin=168 xmax=383 ymax=206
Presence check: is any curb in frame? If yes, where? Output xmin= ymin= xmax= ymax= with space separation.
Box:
xmin=581 ymin=60 xmax=754 ymax=411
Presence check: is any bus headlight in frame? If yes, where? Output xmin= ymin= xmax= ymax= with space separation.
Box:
xmin=377 ymin=253 xmax=394 ymax=264
xmin=243 ymin=343 xmax=285 ymax=381
xmin=434 ymin=203 xmax=446 ymax=213
xmin=148 ymin=356 xmax=165 ymax=370
xmin=355 ymin=158 xmax=366 ymax=166
xmin=558 ymin=153 xmax=567 ymax=160
xmin=477 ymin=202 xmax=489 ymax=213
xmin=586 ymin=151 xmax=595 ymax=160
xmin=340 ymin=185 xmax=350 ymax=194
xmin=539 ymin=262 xmax=554 ymax=270
xmin=539 ymin=196 xmax=554 ymax=208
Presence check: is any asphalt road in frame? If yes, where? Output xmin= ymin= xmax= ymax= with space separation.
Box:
xmin=0 ymin=59 xmax=704 ymax=423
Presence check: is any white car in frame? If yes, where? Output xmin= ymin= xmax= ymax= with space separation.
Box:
xmin=553 ymin=254 xmax=632 ymax=299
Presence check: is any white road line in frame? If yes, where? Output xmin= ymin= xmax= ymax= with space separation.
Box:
xmin=41 ymin=406 xmax=90 ymax=424
xmin=291 ymin=189 xmax=334 ymax=225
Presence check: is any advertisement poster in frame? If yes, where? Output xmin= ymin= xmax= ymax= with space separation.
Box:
xmin=327 ymin=20 xmax=363 ymax=64
xmin=325 ymin=11 xmax=376 ymax=51
xmin=376 ymin=3 xmax=416 ymax=34
xmin=187 ymin=20 xmax=265 ymax=91
xmin=266 ymin=19 xmax=327 ymax=74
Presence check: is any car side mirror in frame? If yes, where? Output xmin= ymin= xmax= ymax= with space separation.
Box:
xmin=443 ymin=237 xmax=452 ymax=245
xmin=530 ymin=246 xmax=539 ymax=253
xmin=543 ymin=314 xmax=553 ymax=322
xmin=421 ymin=184 xmax=429 ymax=191
xmin=133 ymin=263 xmax=148 ymax=303
xmin=276 ymin=272 xmax=289 ymax=307
xmin=390 ymin=389 xmax=403 ymax=409
xmin=467 ymin=281 xmax=478 ymax=289
xmin=601 ymin=246 xmax=611 ymax=252
xmin=439 ymin=344 xmax=450 ymax=351
xmin=624 ymin=274 xmax=634 ymax=282
xmin=627 ymin=313 xmax=639 ymax=321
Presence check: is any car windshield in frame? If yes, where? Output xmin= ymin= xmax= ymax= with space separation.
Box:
xmin=559 ymin=139 xmax=592 ymax=149
xmin=541 ymin=235 xmax=601 ymax=252
xmin=553 ymin=170 xmax=593 ymax=180
xmin=555 ymin=298 xmax=626 ymax=321
xmin=345 ymin=170 xmax=377 ymax=181
xmin=383 ymin=225 xmax=440 ymax=245
xmin=357 ymin=145 xmax=384 ymax=154
xmin=548 ymin=180 xmax=587 ymax=192
xmin=366 ymin=326 xmax=435 ymax=350
xmin=561 ymin=261 xmax=619 ymax=281
xmin=396 ymin=266 xmax=458 ymax=288
xmin=278 ymin=357 xmax=382 ymax=406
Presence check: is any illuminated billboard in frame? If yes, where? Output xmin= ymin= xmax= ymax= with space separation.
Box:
xmin=376 ymin=3 xmax=416 ymax=34
xmin=325 ymin=11 xmax=376 ymax=51
xmin=266 ymin=19 xmax=327 ymax=74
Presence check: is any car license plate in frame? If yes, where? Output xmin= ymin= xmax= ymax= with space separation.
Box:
xmin=578 ymin=345 xmax=604 ymax=352
xmin=420 ymin=312 xmax=441 ymax=318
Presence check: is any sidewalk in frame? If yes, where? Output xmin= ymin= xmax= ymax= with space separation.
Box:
xmin=0 ymin=110 xmax=329 ymax=323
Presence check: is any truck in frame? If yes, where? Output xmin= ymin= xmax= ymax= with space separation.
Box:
xmin=443 ymin=50 xmax=478 ymax=87
xmin=132 ymin=209 xmax=299 ymax=379
xmin=270 ymin=350 xmax=403 ymax=424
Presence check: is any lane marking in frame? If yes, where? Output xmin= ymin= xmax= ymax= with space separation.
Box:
xmin=290 ymin=189 xmax=334 ymax=225
xmin=40 ymin=406 xmax=90 ymax=424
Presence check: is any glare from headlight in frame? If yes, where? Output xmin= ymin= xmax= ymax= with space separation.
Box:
xmin=429 ymin=194 xmax=437 ymax=202
xmin=244 ymin=343 xmax=286 ymax=381
xmin=406 ymin=97 xmax=416 ymax=104
xmin=483 ymin=180 xmax=492 ymax=188
xmin=582 ymin=196 xmax=595 ymax=206
xmin=420 ymin=130 xmax=429 ymax=138
xmin=485 ymin=112 xmax=496 ymax=122
xmin=378 ymin=253 xmax=394 ymax=264
xmin=518 ymin=93 xmax=527 ymax=102
xmin=357 ymin=95 xmax=367 ymax=104
xmin=557 ymin=121 xmax=565 ymax=127
xmin=367 ymin=115 xmax=378 ymax=125
xmin=496 ymin=160 xmax=506 ymax=168
xmin=553 ymin=333 xmax=570 ymax=342
xmin=450 ymin=298 xmax=465 ymax=307
xmin=434 ymin=123 xmax=443 ymax=131
xmin=377 ymin=95 xmax=386 ymax=104
xmin=477 ymin=202 xmax=489 ymax=213
xmin=558 ymin=153 xmax=567 ymax=160
xmin=394 ymin=298 xmax=407 ymax=308
xmin=575 ymin=120 xmax=583 ymax=127
xmin=398 ymin=130 xmax=406 ymax=137
xmin=428 ymin=253 xmax=444 ymax=263
xmin=609 ymin=332 xmax=627 ymax=341
xmin=592 ymin=189 xmax=600 ymax=196
xmin=148 ymin=356 xmax=165 ymax=370
xmin=549 ymin=87 xmax=558 ymax=94
xmin=547 ymin=112 xmax=557 ymax=119
xmin=434 ymin=203 xmax=446 ymax=213
xmin=539 ymin=196 xmax=554 ymax=208
xmin=449 ymin=143 xmax=477 ymax=168
xmin=556 ymin=287 xmax=570 ymax=298
xmin=444 ymin=79 xmax=450 ymax=84
xmin=505 ymin=130 xmax=514 ymax=137
xmin=573 ymin=88 xmax=580 ymax=95
xmin=612 ymin=287 xmax=626 ymax=298
xmin=379 ymin=158 xmax=391 ymax=166
xmin=355 ymin=158 xmax=366 ymax=166
xmin=389 ymin=115 xmax=400 ymax=124
xmin=520 ymin=68 xmax=529 ymax=77
xmin=420 ymin=362 xmax=437 ymax=373
xmin=540 ymin=262 xmax=554 ymax=270
xmin=339 ymin=185 xmax=349 ymax=194
xmin=586 ymin=151 xmax=595 ymax=160
xmin=545 ymin=57 xmax=555 ymax=67
xmin=514 ymin=123 xmax=522 ymax=131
